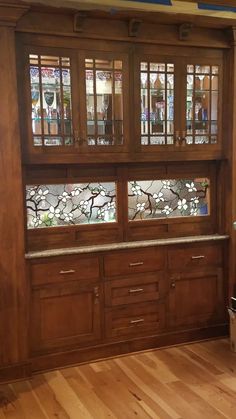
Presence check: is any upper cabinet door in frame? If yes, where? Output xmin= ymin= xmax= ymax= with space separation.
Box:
xmin=183 ymin=58 xmax=222 ymax=149
xmin=134 ymin=55 xmax=179 ymax=150
xmin=134 ymin=51 xmax=223 ymax=156
xmin=78 ymin=51 xmax=129 ymax=153
xmin=23 ymin=46 xmax=130 ymax=163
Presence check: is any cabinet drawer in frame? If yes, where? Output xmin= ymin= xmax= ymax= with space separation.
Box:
xmin=105 ymin=302 xmax=165 ymax=339
xmin=104 ymin=272 xmax=165 ymax=306
xmin=31 ymin=255 xmax=100 ymax=286
xmin=104 ymin=247 xmax=165 ymax=277
xmin=168 ymin=244 xmax=222 ymax=270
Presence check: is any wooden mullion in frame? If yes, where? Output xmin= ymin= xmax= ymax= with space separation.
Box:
xmin=38 ymin=55 xmax=45 ymax=147
xmin=193 ymin=67 xmax=196 ymax=144
xmin=209 ymin=66 xmax=212 ymax=143
xmin=59 ymin=57 xmax=65 ymax=146
xmin=93 ymin=61 xmax=98 ymax=146
xmin=112 ymin=61 xmax=115 ymax=146
xmin=147 ymin=63 xmax=151 ymax=145
xmin=165 ymin=65 xmax=167 ymax=145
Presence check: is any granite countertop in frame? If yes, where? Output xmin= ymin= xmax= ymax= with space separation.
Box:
xmin=25 ymin=234 xmax=229 ymax=259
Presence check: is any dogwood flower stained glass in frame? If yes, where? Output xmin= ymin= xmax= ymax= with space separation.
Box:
xmin=26 ymin=183 xmax=116 ymax=228
xmin=128 ymin=178 xmax=210 ymax=220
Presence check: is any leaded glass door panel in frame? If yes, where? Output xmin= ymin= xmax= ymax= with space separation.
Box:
xmin=78 ymin=51 xmax=129 ymax=152
xmin=182 ymin=57 xmax=222 ymax=149
xmin=134 ymin=55 xmax=181 ymax=150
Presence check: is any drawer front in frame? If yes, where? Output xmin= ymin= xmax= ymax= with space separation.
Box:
xmin=31 ymin=255 xmax=100 ymax=286
xmin=104 ymin=247 xmax=165 ymax=277
xmin=168 ymin=244 xmax=222 ymax=270
xmin=105 ymin=302 xmax=165 ymax=339
xmin=104 ymin=272 xmax=165 ymax=306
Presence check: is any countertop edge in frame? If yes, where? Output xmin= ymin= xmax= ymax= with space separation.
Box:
xmin=25 ymin=234 xmax=229 ymax=260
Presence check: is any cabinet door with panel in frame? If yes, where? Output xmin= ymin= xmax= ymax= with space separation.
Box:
xmin=21 ymin=43 xmax=130 ymax=163
xmin=168 ymin=268 xmax=225 ymax=329
xmin=31 ymin=281 xmax=102 ymax=353
xmin=134 ymin=47 xmax=223 ymax=158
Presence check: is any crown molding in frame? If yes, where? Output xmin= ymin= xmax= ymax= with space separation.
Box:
xmin=0 ymin=2 xmax=30 ymax=27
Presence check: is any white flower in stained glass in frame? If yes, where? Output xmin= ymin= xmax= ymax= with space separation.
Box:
xmin=32 ymin=216 xmax=42 ymax=227
xmin=177 ymin=198 xmax=188 ymax=211
xmin=186 ymin=182 xmax=197 ymax=192
xmin=162 ymin=181 xmax=171 ymax=190
xmin=35 ymin=188 xmax=49 ymax=201
xmin=107 ymin=202 xmax=115 ymax=209
xmin=29 ymin=188 xmax=37 ymax=197
xmin=79 ymin=200 xmax=88 ymax=210
xmin=191 ymin=196 xmax=200 ymax=204
xmin=48 ymin=206 xmax=61 ymax=219
xmin=190 ymin=207 xmax=198 ymax=216
xmin=71 ymin=187 xmax=83 ymax=197
xmin=131 ymin=183 xmax=142 ymax=196
xmin=136 ymin=202 xmax=145 ymax=212
xmin=162 ymin=205 xmax=173 ymax=215
xmin=97 ymin=208 xmax=105 ymax=219
xmin=64 ymin=212 xmax=74 ymax=222
xmin=99 ymin=185 xmax=107 ymax=196
xmin=153 ymin=192 xmax=164 ymax=203
xmin=58 ymin=191 xmax=71 ymax=203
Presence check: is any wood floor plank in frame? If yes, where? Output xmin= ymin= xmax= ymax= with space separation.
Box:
xmin=0 ymin=339 xmax=236 ymax=419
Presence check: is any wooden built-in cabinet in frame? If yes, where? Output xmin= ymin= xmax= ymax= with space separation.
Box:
xmin=1 ymin=2 xmax=230 ymax=382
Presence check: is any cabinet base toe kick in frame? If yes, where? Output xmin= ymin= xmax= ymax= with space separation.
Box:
xmin=30 ymin=324 xmax=228 ymax=375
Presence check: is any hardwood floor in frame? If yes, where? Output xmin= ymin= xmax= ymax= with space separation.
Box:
xmin=0 ymin=338 xmax=236 ymax=418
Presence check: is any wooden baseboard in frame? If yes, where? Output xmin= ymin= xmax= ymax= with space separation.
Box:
xmin=31 ymin=324 xmax=228 ymax=374
xmin=0 ymin=362 xmax=31 ymax=384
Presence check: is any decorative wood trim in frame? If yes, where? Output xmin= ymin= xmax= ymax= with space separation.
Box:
xmin=179 ymin=22 xmax=193 ymax=41
xmin=0 ymin=3 xmax=29 ymax=27
xmin=128 ymin=18 xmax=142 ymax=37
xmin=73 ymin=11 xmax=87 ymax=33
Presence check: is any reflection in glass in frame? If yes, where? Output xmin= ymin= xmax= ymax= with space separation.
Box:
xmin=128 ymin=178 xmax=210 ymax=220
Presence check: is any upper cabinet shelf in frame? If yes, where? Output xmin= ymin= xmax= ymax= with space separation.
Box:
xmin=19 ymin=41 xmax=224 ymax=164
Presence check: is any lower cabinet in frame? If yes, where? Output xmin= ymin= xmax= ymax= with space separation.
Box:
xmin=31 ymin=282 xmax=101 ymax=353
xmin=168 ymin=268 xmax=225 ymax=329
xmin=28 ymin=240 xmax=227 ymax=361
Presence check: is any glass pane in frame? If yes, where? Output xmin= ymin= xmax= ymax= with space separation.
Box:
xmin=128 ymin=178 xmax=210 ymax=220
xmin=140 ymin=62 xmax=174 ymax=146
xmin=167 ymin=136 xmax=174 ymax=144
xmin=195 ymin=75 xmax=210 ymax=90
xmin=85 ymin=59 xmax=93 ymax=68
xmin=195 ymin=65 xmax=210 ymax=73
xmin=186 ymin=136 xmax=193 ymax=144
xmin=195 ymin=136 xmax=209 ymax=144
xmin=26 ymin=182 xmax=117 ymax=228
xmin=211 ymin=121 xmax=218 ymax=135
xmin=212 ymin=66 xmax=219 ymax=74
xmin=187 ymin=75 xmax=193 ymax=89
xmin=212 ymin=75 xmax=218 ymax=90
xmin=29 ymin=54 xmax=73 ymax=147
xmin=150 ymin=63 xmax=165 ymax=72
xmin=141 ymin=62 xmax=148 ymax=71
xmin=211 ymin=92 xmax=218 ymax=120
xmin=187 ymin=65 xmax=194 ymax=73
xmin=33 ymin=136 xmax=42 ymax=146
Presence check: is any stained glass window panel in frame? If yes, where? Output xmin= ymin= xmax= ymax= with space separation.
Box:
xmin=128 ymin=178 xmax=210 ymax=221
xmin=26 ymin=183 xmax=117 ymax=228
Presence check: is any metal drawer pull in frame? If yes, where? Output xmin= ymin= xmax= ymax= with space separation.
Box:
xmin=130 ymin=318 xmax=144 ymax=324
xmin=129 ymin=288 xmax=144 ymax=293
xmin=191 ymin=255 xmax=205 ymax=260
xmin=129 ymin=262 xmax=144 ymax=267
xmin=59 ymin=269 xmax=75 ymax=274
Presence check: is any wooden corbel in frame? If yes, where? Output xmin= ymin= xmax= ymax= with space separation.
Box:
xmin=74 ymin=12 xmax=87 ymax=33
xmin=226 ymin=26 xmax=236 ymax=47
xmin=128 ymin=18 xmax=142 ymax=37
xmin=179 ymin=23 xmax=193 ymax=41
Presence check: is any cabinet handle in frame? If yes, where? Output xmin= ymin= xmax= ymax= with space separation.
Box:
xmin=175 ymin=131 xmax=181 ymax=147
xmin=94 ymin=286 xmax=99 ymax=299
xmin=59 ymin=269 xmax=75 ymax=274
xmin=129 ymin=288 xmax=144 ymax=294
xmin=130 ymin=318 xmax=144 ymax=324
xmin=171 ymin=282 xmax=176 ymax=288
xmin=73 ymin=129 xmax=80 ymax=145
xmin=181 ymin=131 xmax=186 ymax=146
xmin=129 ymin=262 xmax=144 ymax=267
xmin=191 ymin=255 xmax=205 ymax=260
